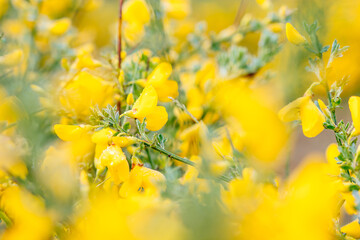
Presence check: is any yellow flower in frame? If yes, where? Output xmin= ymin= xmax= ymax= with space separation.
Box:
xmin=127 ymin=85 xmax=168 ymax=131
xmin=98 ymin=145 xmax=129 ymax=184
xmin=0 ymin=49 xmax=24 ymax=67
xmin=49 ymin=18 xmax=71 ymax=36
xmin=162 ymin=0 xmax=190 ymax=20
xmin=129 ymin=85 xmax=158 ymax=119
xmin=279 ymin=96 xmax=325 ymax=138
xmin=119 ymin=164 xmax=165 ymax=197
xmin=217 ymin=81 xmax=288 ymax=163
xmin=0 ymin=186 xmax=52 ymax=240
xmin=326 ymin=143 xmax=340 ymax=176
xmin=146 ymin=62 xmax=179 ymax=102
xmin=286 ymin=23 xmax=306 ymax=45
xmin=59 ymin=71 xmax=114 ymax=119
xmin=2 ymin=19 xmax=26 ymax=38
xmin=91 ymin=128 xmax=116 ymax=170
xmin=349 ymin=96 xmax=360 ymax=135
xmin=300 ymin=98 xmax=325 ymax=138
xmin=0 ymin=91 xmax=21 ymax=126
xmin=112 ymin=136 xmax=137 ymax=148
xmin=145 ymin=106 xmax=168 ymax=131
xmin=126 ymin=92 xmax=134 ymax=105
xmin=39 ymin=0 xmax=72 ymax=18
xmin=123 ymin=0 xmax=150 ymax=45
xmin=0 ymin=0 xmax=8 ymax=18
xmin=341 ymin=220 xmax=360 ymax=239
xmin=123 ymin=0 xmax=150 ymax=24
xmin=54 ymin=124 xmax=91 ymax=142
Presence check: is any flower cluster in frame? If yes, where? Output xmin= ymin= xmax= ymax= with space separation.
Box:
xmin=0 ymin=0 xmax=359 ymax=240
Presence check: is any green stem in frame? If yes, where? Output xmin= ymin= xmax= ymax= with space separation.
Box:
xmin=142 ymin=141 xmax=195 ymax=166
xmin=137 ymin=139 xmax=230 ymax=182
xmin=0 ymin=210 xmax=12 ymax=227
xmin=145 ymin=147 xmax=155 ymax=169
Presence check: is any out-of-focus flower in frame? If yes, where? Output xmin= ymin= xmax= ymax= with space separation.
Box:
xmin=39 ymin=0 xmax=72 ymax=19
xmin=59 ymin=71 xmax=114 ymax=119
xmin=217 ymin=80 xmax=288 ymax=164
xmin=162 ymin=0 xmax=190 ymax=20
xmin=0 ymin=186 xmax=52 ymax=240
xmin=230 ymin=160 xmax=340 ymax=240
xmin=0 ymin=134 xmax=27 ymax=179
xmin=286 ymin=23 xmax=306 ymax=45
xmin=40 ymin=145 xmax=78 ymax=201
xmin=0 ymin=0 xmax=8 ymax=18
xmin=68 ymin=193 xmax=185 ymax=240
xmin=123 ymin=0 xmax=150 ymax=45
xmin=0 ymin=49 xmax=24 ymax=67
xmin=119 ymin=165 xmax=165 ymax=197
xmin=49 ymin=18 xmax=71 ymax=36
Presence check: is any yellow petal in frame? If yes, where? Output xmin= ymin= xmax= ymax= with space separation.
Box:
xmin=98 ymin=145 xmax=129 ymax=184
xmin=130 ymin=85 xmax=158 ymax=119
xmin=278 ymin=96 xmax=307 ymax=122
xmin=119 ymin=165 xmax=143 ymax=198
xmin=286 ymin=23 xmax=306 ymax=45
xmin=54 ymin=124 xmax=88 ymax=141
xmin=145 ymin=106 xmax=168 ymax=131
xmin=50 ymin=18 xmax=71 ymax=35
xmin=91 ymin=128 xmax=116 ymax=144
xmin=140 ymin=166 xmax=165 ymax=189
xmin=147 ymin=62 xmax=172 ymax=86
xmin=123 ymin=0 xmax=150 ymax=25
xmin=0 ymin=49 xmax=23 ymax=66
xmin=349 ymin=96 xmax=360 ymax=135
xmin=300 ymin=98 xmax=325 ymax=138
xmin=112 ymin=136 xmax=137 ymax=147
xmin=126 ymin=92 xmax=134 ymax=105
xmin=317 ymin=98 xmax=330 ymax=117
xmin=326 ymin=143 xmax=340 ymax=176
xmin=341 ymin=220 xmax=360 ymax=238
xmin=155 ymin=80 xmax=179 ymax=102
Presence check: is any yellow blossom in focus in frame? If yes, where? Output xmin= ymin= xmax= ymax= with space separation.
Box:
xmin=112 ymin=136 xmax=137 ymax=148
xmin=146 ymin=62 xmax=179 ymax=102
xmin=54 ymin=124 xmax=92 ymax=142
xmin=98 ymin=145 xmax=129 ymax=184
xmin=128 ymin=85 xmax=168 ymax=131
xmin=279 ymin=95 xmax=325 ymax=138
xmin=91 ymin=127 xmax=116 ymax=169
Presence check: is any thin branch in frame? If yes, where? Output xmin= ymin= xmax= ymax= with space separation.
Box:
xmin=118 ymin=0 xmax=124 ymax=69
